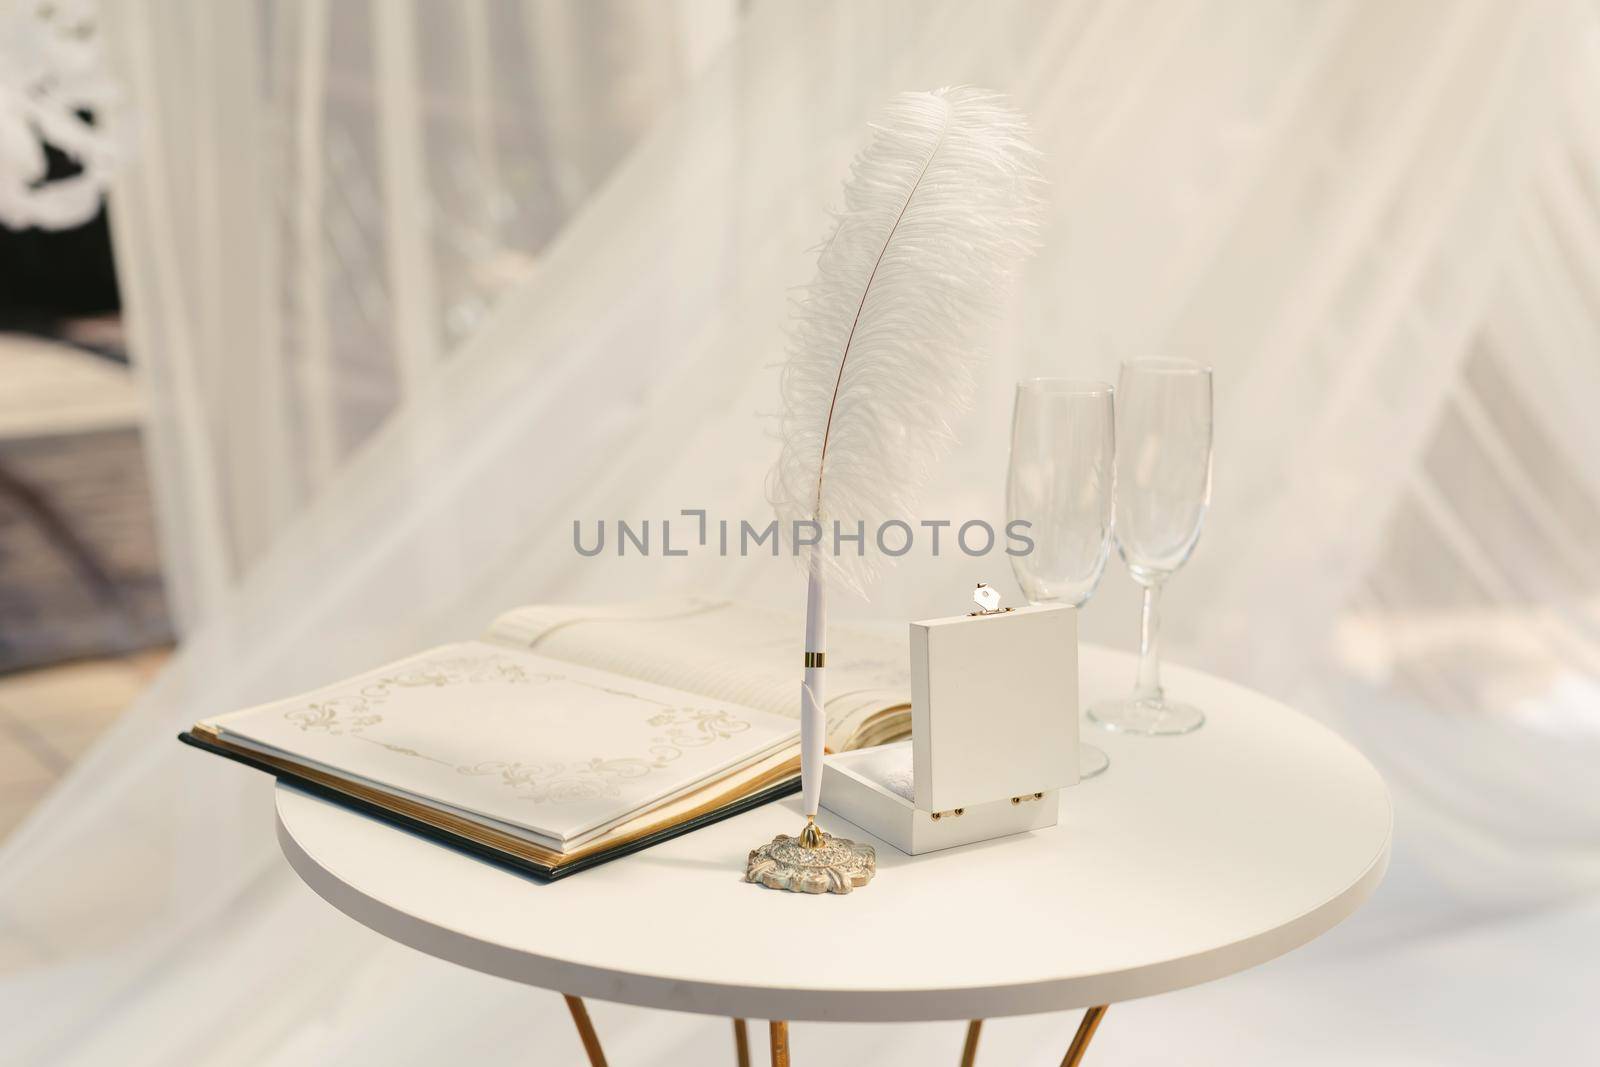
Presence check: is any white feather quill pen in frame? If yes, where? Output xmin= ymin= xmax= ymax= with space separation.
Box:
xmin=769 ymin=87 xmax=1045 ymax=840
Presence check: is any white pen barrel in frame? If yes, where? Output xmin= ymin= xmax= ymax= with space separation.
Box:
xmin=800 ymin=671 xmax=824 ymax=817
xmin=801 ymin=561 xmax=826 ymax=818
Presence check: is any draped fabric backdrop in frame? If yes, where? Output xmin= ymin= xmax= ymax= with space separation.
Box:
xmin=3 ymin=1 xmax=1599 ymax=1063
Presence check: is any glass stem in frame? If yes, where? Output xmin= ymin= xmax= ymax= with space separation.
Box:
xmin=1134 ymin=581 xmax=1164 ymax=703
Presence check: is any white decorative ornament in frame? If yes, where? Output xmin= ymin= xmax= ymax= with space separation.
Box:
xmin=0 ymin=0 xmax=117 ymax=230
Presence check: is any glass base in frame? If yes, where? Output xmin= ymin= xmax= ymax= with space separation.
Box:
xmin=1079 ymin=743 xmax=1110 ymax=780
xmin=1087 ymin=696 xmax=1204 ymax=736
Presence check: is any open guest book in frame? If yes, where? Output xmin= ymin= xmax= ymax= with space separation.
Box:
xmin=181 ymin=600 xmax=911 ymax=878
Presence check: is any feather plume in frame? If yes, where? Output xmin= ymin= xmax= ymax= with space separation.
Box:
xmin=770 ymin=87 xmax=1045 ymax=597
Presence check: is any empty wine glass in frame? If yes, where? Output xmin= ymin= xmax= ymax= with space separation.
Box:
xmin=1007 ymin=379 xmax=1115 ymax=780
xmin=1088 ymin=359 xmax=1213 ymax=735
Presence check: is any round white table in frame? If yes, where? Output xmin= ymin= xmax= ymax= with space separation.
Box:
xmin=275 ymin=647 xmax=1390 ymax=1066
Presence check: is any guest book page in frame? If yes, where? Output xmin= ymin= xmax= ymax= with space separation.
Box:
xmin=486 ymin=599 xmax=911 ymax=750
xmin=203 ymin=642 xmax=799 ymax=849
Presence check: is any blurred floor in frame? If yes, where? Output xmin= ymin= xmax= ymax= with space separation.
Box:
xmin=0 ymin=648 xmax=169 ymax=841
xmin=0 ymin=331 xmax=172 ymax=673
xmin=0 ymin=327 xmax=172 ymax=847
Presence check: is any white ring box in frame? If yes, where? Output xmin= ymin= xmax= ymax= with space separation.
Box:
xmin=822 ymin=603 xmax=1078 ymax=855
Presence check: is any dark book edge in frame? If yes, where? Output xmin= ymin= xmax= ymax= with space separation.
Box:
xmin=178 ymin=730 xmax=798 ymax=882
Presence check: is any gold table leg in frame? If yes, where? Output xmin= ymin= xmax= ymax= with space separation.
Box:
xmin=960 ymin=1019 xmax=983 ymax=1066
xmin=563 ymin=995 xmax=608 ymax=1067
xmin=1059 ymin=1005 xmax=1108 ymax=1067
xmin=562 ymin=999 xmax=1104 ymax=1067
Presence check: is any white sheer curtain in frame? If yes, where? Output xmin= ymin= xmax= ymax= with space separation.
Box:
xmin=3 ymin=1 xmax=1598 ymax=1063
xmin=106 ymin=0 xmax=738 ymax=632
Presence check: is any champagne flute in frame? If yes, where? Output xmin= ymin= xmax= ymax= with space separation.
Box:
xmin=1088 ymin=359 xmax=1212 ymax=735
xmin=1007 ymin=379 xmax=1115 ymax=780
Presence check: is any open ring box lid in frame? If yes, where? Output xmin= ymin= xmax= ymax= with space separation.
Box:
xmin=822 ymin=603 xmax=1078 ymax=855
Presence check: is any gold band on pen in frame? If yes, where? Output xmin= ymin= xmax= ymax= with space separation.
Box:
xmin=803 ymin=652 xmax=825 ymax=668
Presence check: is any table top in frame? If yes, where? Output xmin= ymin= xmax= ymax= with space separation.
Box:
xmin=275 ymin=646 xmax=1390 ymax=1022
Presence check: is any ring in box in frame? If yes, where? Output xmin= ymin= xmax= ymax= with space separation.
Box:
xmin=822 ymin=603 xmax=1077 ymax=855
